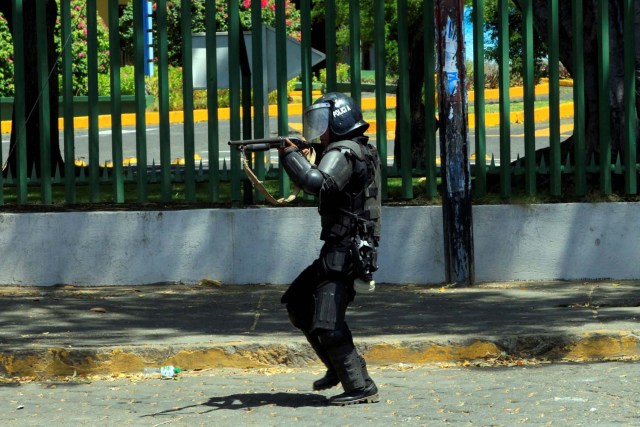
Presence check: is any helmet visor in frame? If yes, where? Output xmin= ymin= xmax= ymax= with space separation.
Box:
xmin=303 ymin=102 xmax=331 ymax=143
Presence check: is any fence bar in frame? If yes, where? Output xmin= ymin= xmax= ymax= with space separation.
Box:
xmin=133 ymin=0 xmax=148 ymax=201
xmin=228 ymin=0 xmax=242 ymax=204
xmin=300 ymin=0 xmax=313 ymax=107
xmin=108 ymin=0 xmax=124 ymax=203
xmin=498 ymin=0 xmax=511 ymax=197
xmin=349 ymin=0 xmax=361 ymax=106
xmin=623 ymin=0 xmax=637 ymax=194
xmin=522 ymin=0 xmax=536 ymax=195
xmin=397 ymin=0 xmax=413 ymax=199
xmin=324 ymin=0 xmax=337 ymax=92
xmin=472 ymin=0 xmax=486 ymax=196
xmin=424 ymin=0 xmax=437 ymax=198
xmin=275 ymin=0 xmax=291 ymax=199
xmin=251 ymin=2 xmax=266 ymax=203
xmin=35 ymin=1 xmax=52 ymax=204
xmin=61 ymin=0 xmax=76 ymax=203
xmin=435 ymin=0 xmax=474 ymax=285
xmin=157 ymin=0 xmax=172 ymax=202
xmin=181 ymin=0 xmax=196 ymax=201
xmin=86 ymin=0 xmax=99 ymax=202
xmin=374 ymin=0 xmax=389 ymax=199
xmin=0 ymin=94 xmax=3 ymax=204
xmin=240 ymin=28 xmax=253 ymax=204
xmin=597 ymin=0 xmax=611 ymax=194
xmin=572 ymin=0 xmax=586 ymax=196
xmin=547 ymin=0 xmax=561 ymax=196
xmin=11 ymin=0 xmax=27 ymax=203
xmin=205 ymin=0 xmax=219 ymax=202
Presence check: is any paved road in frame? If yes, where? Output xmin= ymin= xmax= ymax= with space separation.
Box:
xmin=1 ymin=116 xmax=574 ymax=170
xmin=2 ymin=362 xmax=638 ymax=426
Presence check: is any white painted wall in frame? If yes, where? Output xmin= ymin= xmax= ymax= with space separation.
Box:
xmin=0 ymin=203 xmax=638 ymax=286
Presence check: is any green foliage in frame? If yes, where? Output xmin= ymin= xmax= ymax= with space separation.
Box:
xmin=119 ymin=1 xmax=301 ymax=67
xmin=144 ymin=65 xmax=190 ymax=110
xmin=482 ymin=0 xmax=548 ymax=84
xmin=0 ymin=13 xmax=14 ymax=97
xmin=311 ymin=0 xmax=423 ymax=78
xmin=55 ymin=0 xmax=111 ymax=96
xmin=96 ymin=65 xmax=136 ymax=96
xmin=0 ymin=1 xmax=110 ymax=97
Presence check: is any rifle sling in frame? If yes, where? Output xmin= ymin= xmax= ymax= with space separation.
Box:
xmin=240 ymin=150 xmax=299 ymax=205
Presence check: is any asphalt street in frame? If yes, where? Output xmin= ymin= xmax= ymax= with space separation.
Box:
xmin=2 ymin=362 xmax=638 ymax=426
xmin=2 ymin=116 xmax=574 ymax=170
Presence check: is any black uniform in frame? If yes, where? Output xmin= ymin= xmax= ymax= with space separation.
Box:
xmin=280 ymin=132 xmax=381 ymax=405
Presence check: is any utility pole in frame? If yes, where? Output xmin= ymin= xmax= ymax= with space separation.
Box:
xmin=435 ymin=0 xmax=475 ymax=285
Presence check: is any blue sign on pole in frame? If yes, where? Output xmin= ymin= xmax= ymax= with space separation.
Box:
xmin=143 ymin=0 xmax=153 ymax=76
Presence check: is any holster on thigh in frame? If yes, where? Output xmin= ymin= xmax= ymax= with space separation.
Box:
xmin=311 ymin=280 xmax=348 ymax=331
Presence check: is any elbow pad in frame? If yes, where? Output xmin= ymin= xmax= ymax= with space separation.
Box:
xmin=317 ymin=149 xmax=352 ymax=191
xmin=280 ymin=149 xmax=325 ymax=195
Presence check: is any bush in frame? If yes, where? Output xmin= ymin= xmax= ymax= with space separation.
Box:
xmin=54 ymin=0 xmax=111 ymax=96
xmin=0 ymin=13 xmax=13 ymax=97
xmin=0 ymin=1 xmax=110 ymax=97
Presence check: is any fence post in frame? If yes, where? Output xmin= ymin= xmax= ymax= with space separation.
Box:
xmin=435 ymin=0 xmax=474 ymax=285
xmin=36 ymin=1 xmax=52 ymax=204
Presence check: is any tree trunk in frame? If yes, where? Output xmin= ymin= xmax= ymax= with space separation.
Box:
xmin=512 ymin=0 xmax=640 ymax=165
xmin=1 ymin=1 xmax=64 ymax=178
xmin=393 ymin=16 xmax=427 ymax=169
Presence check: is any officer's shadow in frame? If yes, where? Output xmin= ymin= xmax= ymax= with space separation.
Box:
xmin=204 ymin=392 xmax=327 ymax=409
xmin=144 ymin=392 xmax=327 ymax=418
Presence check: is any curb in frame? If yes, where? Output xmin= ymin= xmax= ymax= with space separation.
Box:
xmin=0 ymin=85 xmax=573 ymax=134
xmin=2 ymin=333 xmax=638 ymax=379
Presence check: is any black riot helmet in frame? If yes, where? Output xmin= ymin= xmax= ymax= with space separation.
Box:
xmin=303 ymin=92 xmax=370 ymax=143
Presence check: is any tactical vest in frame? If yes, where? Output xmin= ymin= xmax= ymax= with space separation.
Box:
xmin=322 ymin=139 xmax=382 ymax=240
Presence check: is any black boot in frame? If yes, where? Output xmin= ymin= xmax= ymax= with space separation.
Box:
xmin=329 ymin=381 xmax=379 ymax=406
xmin=313 ymin=369 xmax=340 ymax=391
xmin=304 ymin=331 xmax=340 ymax=390
xmin=326 ymin=346 xmax=379 ymax=406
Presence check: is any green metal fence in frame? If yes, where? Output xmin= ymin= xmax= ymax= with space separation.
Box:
xmin=1 ymin=0 xmax=638 ymax=206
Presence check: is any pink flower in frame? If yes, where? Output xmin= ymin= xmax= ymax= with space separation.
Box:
xmin=78 ymin=52 xmax=86 ymax=58
xmin=261 ymin=0 xmax=268 ymax=7
xmin=243 ymin=0 xmax=251 ymax=7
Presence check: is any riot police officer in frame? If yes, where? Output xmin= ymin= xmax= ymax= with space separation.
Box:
xmin=278 ymin=92 xmax=382 ymax=406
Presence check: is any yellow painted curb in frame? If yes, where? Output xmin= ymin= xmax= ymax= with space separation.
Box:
xmin=0 ymin=98 xmax=574 ymax=134
xmin=562 ymin=333 xmax=640 ymax=361
xmin=1 ymin=334 xmax=638 ymax=378
xmin=364 ymin=341 xmax=502 ymax=364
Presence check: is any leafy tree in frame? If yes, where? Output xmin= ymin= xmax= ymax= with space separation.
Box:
xmin=0 ymin=0 xmax=64 ymax=177
xmin=504 ymin=0 xmax=640 ymax=167
xmin=311 ymin=0 xmax=429 ymax=167
xmin=119 ymin=0 xmax=301 ymax=67
xmin=0 ymin=14 xmax=14 ymax=97
xmin=0 ymin=0 xmax=110 ymax=97
xmin=54 ymin=0 xmax=111 ymax=96
xmin=483 ymin=0 xmax=548 ymax=85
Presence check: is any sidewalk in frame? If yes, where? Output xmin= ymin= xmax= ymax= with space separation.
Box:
xmin=0 ymin=280 xmax=638 ymax=379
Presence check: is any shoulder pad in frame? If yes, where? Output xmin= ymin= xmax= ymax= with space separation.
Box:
xmin=325 ymin=140 xmax=364 ymax=161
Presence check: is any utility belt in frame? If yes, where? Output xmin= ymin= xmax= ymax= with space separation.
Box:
xmin=320 ymin=210 xmax=378 ymax=288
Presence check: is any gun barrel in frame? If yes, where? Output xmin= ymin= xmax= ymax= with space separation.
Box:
xmin=228 ymin=137 xmax=286 ymax=146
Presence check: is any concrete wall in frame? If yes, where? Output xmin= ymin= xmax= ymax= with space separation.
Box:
xmin=0 ymin=203 xmax=638 ymax=286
